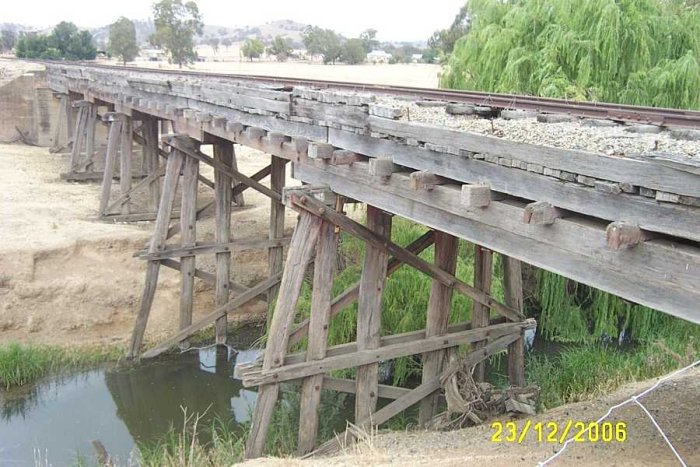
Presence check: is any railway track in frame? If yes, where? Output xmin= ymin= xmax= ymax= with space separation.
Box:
xmin=47 ymin=60 xmax=700 ymax=128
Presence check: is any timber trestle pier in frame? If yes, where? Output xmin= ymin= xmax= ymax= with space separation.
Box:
xmin=44 ymin=63 xmax=700 ymax=458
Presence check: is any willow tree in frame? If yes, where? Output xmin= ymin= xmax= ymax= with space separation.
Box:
xmin=441 ymin=0 xmax=700 ymax=109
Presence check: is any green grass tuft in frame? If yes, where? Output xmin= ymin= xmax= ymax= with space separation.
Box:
xmin=0 ymin=342 xmax=122 ymax=390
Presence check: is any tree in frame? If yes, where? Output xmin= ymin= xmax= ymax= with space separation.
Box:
xmin=108 ymin=17 xmax=139 ymax=65
xmin=221 ymin=37 xmax=232 ymax=50
xmin=441 ymin=0 xmax=700 ymax=109
xmin=14 ymin=22 xmax=96 ymax=60
xmin=207 ymin=37 xmax=220 ymax=54
xmin=241 ymin=38 xmax=264 ymax=61
xmin=302 ymin=26 xmax=342 ymax=64
xmin=428 ymin=3 xmax=471 ymax=56
xmin=150 ymin=0 xmax=204 ymax=67
xmin=360 ymin=28 xmax=378 ymax=52
xmin=267 ymin=35 xmax=293 ymax=61
xmin=341 ymin=38 xmax=366 ymax=64
xmin=1 ymin=29 xmax=17 ymax=53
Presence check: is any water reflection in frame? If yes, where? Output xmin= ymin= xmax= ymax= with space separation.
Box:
xmin=0 ymin=346 xmax=260 ymax=466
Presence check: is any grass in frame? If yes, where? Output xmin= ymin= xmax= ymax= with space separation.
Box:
xmin=139 ymin=412 xmax=246 ymax=467
xmin=0 ymin=341 xmax=123 ymax=390
xmin=527 ymin=336 xmax=698 ymax=410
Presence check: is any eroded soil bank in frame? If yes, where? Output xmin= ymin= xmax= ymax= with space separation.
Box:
xmin=0 ymin=142 xmax=296 ymax=347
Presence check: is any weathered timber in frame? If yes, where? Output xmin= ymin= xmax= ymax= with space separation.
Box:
xmin=461 ymin=184 xmax=491 ymax=208
xmin=418 ymin=231 xmax=458 ymax=426
xmin=245 ymin=212 xmax=323 ymax=459
xmin=330 ymin=150 xmax=363 ymax=166
xmin=268 ymin=156 xmax=287 ymax=308
xmin=99 ymin=118 xmax=123 ymax=216
xmin=356 ymin=206 xmax=392 ymax=426
xmin=523 ymin=201 xmax=561 ymax=225
xmin=503 ymin=256 xmax=525 ymax=386
xmin=166 ymin=139 xmax=281 ymax=202
xmin=320 ymin=377 xmax=411 ymax=400
xmin=606 ymin=221 xmax=647 ymax=250
xmin=142 ymin=117 xmax=161 ymax=210
xmin=119 ymin=117 xmax=134 ymax=215
xmin=326 ymin=128 xmax=700 ymax=241
xmin=368 ymin=157 xmax=398 ymax=178
xmin=214 ymin=139 xmax=233 ymax=344
xmin=179 ymin=151 xmax=199 ymax=348
xmin=298 ymin=221 xmax=338 ymax=454
xmin=128 ymin=149 xmax=184 ymax=358
xmin=293 ymin=162 xmax=700 ymax=322
xmin=410 ymin=171 xmax=445 ymax=191
xmin=69 ymin=104 xmax=88 ymax=172
xmin=471 ymin=245 xmax=493 ymax=382
xmin=308 ymin=332 xmax=523 ymax=456
xmin=287 ymin=230 xmax=435 ymax=347
xmin=135 ymin=238 xmax=291 ymax=260
xmin=141 ymin=273 xmax=283 ymax=359
xmin=159 ymin=258 xmax=251 ymax=297
xmin=287 ymin=192 xmax=524 ymax=322
xmin=240 ymin=320 xmax=535 ymax=387
xmin=366 ymin=116 xmax=700 ymax=198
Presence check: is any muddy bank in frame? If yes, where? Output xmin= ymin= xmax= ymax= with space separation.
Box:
xmin=0 ymin=142 xmax=297 ymax=347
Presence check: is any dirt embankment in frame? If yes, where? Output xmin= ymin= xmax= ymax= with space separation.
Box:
xmin=0 ymin=143 xmax=296 ymax=347
xmin=244 ymin=367 xmax=700 ymax=467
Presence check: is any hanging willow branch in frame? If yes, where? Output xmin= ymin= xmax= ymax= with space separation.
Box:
xmin=441 ymin=0 xmax=700 ymax=110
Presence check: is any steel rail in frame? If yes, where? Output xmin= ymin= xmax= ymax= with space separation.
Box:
xmin=46 ymin=60 xmax=700 ymax=128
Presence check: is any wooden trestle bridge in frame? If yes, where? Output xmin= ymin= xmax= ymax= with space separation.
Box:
xmin=44 ymin=63 xmax=700 ymax=458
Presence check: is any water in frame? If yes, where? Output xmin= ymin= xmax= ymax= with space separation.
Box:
xmin=0 ymin=346 xmax=261 ymax=466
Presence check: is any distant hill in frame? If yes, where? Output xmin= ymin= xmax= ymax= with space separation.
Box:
xmin=199 ymin=20 xmax=307 ymax=48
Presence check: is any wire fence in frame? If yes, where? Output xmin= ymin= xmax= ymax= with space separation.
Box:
xmin=538 ymin=359 xmax=700 ymax=467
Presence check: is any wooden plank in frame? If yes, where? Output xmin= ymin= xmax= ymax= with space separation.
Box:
xmin=166 ymin=139 xmax=281 ymax=202
xmin=503 ymin=256 xmax=525 ymax=386
xmin=51 ymin=94 xmax=67 ymax=151
xmin=119 ymin=117 xmax=133 ymax=215
xmin=179 ymin=150 xmax=199 ymax=348
xmin=214 ymin=139 xmax=233 ymax=344
xmin=307 ymin=332 xmax=522 ymax=457
xmin=606 ymin=221 xmax=646 ymax=250
xmin=85 ymin=105 xmax=97 ymax=170
xmin=472 ymin=246 xmax=493 ymax=382
xmin=288 ymin=192 xmax=523 ymax=322
xmin=245 ymin=212 xmax=323 ymax=458
xmin=142 ymin=117 xmax=161 ymax=211
xmin=287 ymin=230 xmax=435 ymax=347
xmin=294 ymin=99 xmax=368 ymax=129
xmin=141 ymin=273 xmax=283 ymax=359
xmin=240 ymin=321 xmax=534 ymax=387
xmin=293 ymin=162 xmax=700 ymax=325
xmin=523 ymin=201 xmax=562 ymax=225
xmin=135 ymin=238 xmax=291 ymax=260
xmin=103 ymin=166 xmax=166 ymax=215
xmin=128 ymin=149 xmax=184 ymax=358
xmin=69 ymin=105 xmax=87 ymax=172
xmin=356 ymin=206 xmax=392 ymax=426
xmin=367 ymin=116 xmax=700 ymax=198
xmin=159 ymin=258 xmax=251 ymax=296
xmin=418 ymin=231 xmax=458 ymax=426
xmin=321 ymin=377 xmax=411 ymax=400
xmin=99 ymin=119 xmax=123 ymax=215
xmin=268 ymin=156 xmax=286 ymax=309
xmin=298 ymin=221 xmax=338 ymax=455
xmin=296 ymin=163 xmax=700 ymax=291
xmin=327 ymin=128 xmax=700 ymax=242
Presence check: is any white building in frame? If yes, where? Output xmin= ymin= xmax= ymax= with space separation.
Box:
xmin=367 ymin=50 xmax=392 ymax=64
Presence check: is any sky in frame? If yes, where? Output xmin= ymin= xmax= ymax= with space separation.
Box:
xmin=0 ymin=0 xmax=466 ymax=42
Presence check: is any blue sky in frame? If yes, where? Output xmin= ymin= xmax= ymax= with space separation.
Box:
xmin=1 ymin=0 xmax=467 ymax=42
